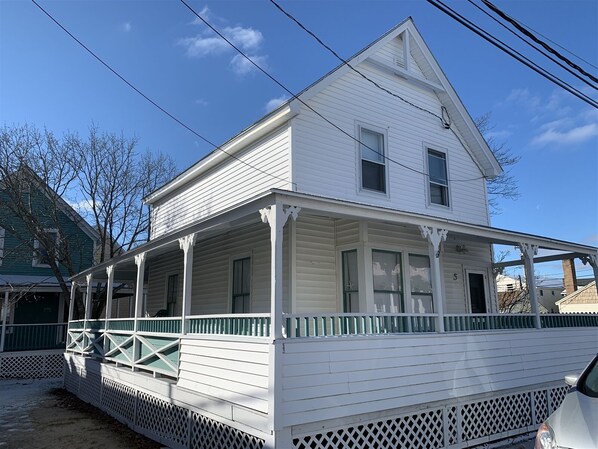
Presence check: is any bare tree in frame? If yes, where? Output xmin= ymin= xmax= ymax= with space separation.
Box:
xmin=476 ymin=113 xmax=521 ymax=215
xmin=0 ymin=124 xmax=176 ymax=319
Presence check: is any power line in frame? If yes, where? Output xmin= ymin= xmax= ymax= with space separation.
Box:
xmin=268 ymin=0 xmax=447 ymax=125
xmin=30 ymin=0 xmax=296 ymax=189
xmin=426 ymin=0 xmax=598 ymax=109
xmin=480 ymin=0 xmax=598 ymax=84
xmin=465 ymin=0 xmax=597 ymax=90
xmin=180 ymin=0 xmax=487 ymax=183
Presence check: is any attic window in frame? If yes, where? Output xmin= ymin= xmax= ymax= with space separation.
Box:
xmin=359 ymin=127 xmax=387 ymax=194
xmin=33 ymin=229 xmax=59 ymax=268
xmin=427 ymin=149 xmax=449 ymax=207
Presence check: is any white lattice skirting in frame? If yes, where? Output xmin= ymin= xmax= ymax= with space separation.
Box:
xmin=0 ymin=350 xmax=64 ymax=379
xmin=64 ymin=356 xmax=266 ymax=449
xmin=291 ymin=385 xmax=569 ymax=449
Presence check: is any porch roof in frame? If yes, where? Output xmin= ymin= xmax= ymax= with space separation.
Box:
xmin=71 ymin=189 xmax=597 ymax=283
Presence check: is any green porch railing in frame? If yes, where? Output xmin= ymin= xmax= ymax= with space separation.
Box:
xmin=187 ymin=314 xmax=271 ymax=337
xmin=137 ymin=318 xmax=181 ymax=334
xmin=444 ymin=314 xmax=536 ymax=332
xmin=283 ymin=313 xmax=438 ymax=338
xmin=3 ymin=323 xmax=68 ymax=351
xmin=69 ymin=319 xmax=85 ymax=330
xmin=106 ymin=319 xmax=135 ymax=331
xmin=541 ymin=313 xmax=598 ymax=328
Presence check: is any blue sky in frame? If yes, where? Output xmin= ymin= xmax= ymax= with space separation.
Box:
xmin=1 ymin=0 xmax=596 ymax=281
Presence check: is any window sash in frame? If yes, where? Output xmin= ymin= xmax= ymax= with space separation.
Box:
xmin=372 ymin=250 xmax=403 ymax=313
xmin=360 ymin=128 xmax=386 ymax=193
xmin=428 ymin=150 xmax=449 ymax=206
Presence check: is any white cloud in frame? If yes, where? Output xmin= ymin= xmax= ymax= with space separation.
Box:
xmin=230 ymin=54 xmax=267 ymax=75
xmin=265 ymin=95 xmax=289 ymax=113
xmin=122 ymin=22 xmax=132 ymax=33
xmin=179 ymin=8 xmax=267 ymax=76
xmin=531 ymin=123 xmax=598 ymax=147
xmin=195 ymin=98 xmax=208 ymax=106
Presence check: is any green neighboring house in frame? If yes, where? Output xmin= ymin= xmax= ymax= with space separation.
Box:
xmin=0 ymin=168 xmax=99 ymax=353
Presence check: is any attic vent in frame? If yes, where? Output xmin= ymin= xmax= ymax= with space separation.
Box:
xmin=393 ymin=57 xmax=405 ymax=69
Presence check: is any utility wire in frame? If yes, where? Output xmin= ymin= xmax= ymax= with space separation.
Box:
xmin=427 ymin=0 xmax=598 ymax=109
xmin=465 ymin=0 xmax=596 ymax=90
xmin=179 ymin=0 xmax=483 ymax=183
xmin=180 ymin=0 xmax=487 ymax=183
xmin=268 ymin=0 xmax=446 ymax=125
xmin=31 ymin=0 xmax=296 ymax=188
xmin=481 ymin=0 xmax=598 ymax=84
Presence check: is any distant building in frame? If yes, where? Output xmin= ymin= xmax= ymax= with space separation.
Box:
xmin=556 ymin=281 xmax=598 ymax=313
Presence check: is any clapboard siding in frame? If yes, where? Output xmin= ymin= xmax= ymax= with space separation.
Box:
xmin=280 ymin=328 xmax=598 ymax=427
xmin=146 ymin=251 xmax=184 ymax=316
xmin=295 ymin=216 xmax=338 ymax=313
xmin=191 ymin=222 xmax=274 ymax=314
xmin=150 ymin=125 xmax=291 ymax=239
xmin=292 ymin=56 xmax=489 ymax=225
xmin=178 ymin=337 xmax=270 ymax=414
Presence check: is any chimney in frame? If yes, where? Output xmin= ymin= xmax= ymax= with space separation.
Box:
xmin=562 ymin=259 xmax=578 ymax=295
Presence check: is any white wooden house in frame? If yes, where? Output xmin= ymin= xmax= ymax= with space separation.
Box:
xmin=64 ymin=19 xmax=598 ymax=449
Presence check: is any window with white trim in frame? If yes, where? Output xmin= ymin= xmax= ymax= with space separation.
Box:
xmin=166 ymin=274 xmax=178 ymax=317
xmin=232 ymin=257 xmax=251 ymax=313
xmin=427 ymin=149 xmax=449 ymax=206
xmin=33 ymin=229 xmax=59 ymax=267
xmin=360 ymin=127 xmax=386 ymax=193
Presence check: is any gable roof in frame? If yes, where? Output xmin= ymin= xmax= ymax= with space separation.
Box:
xmin=555 ymin=281 xmax=597 ymax=306
xmin=146 ymin=17 xmax=502 ymax=204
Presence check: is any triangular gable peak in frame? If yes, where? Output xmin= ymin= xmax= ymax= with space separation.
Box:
xmin=294 ymin=18 xmax=502 ymax=178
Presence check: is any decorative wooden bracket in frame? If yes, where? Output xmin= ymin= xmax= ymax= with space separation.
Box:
xmin=419 ymin=226 xmax=448 ymax=258
xmin=260 ymin=205 xmax=301 ymax=227
xmin=519 ymin=243 xmax=538 ymax=260
xmin=134 ymin=252 xmax=146 ymax=267
xmin=179 ymin=233 xmax=197 ymax=253
xmin=580 ymin=253 xmax=597 ymax=268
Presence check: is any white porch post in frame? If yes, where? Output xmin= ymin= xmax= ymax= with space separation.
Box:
xmin=105 ymin=265 xmax=115 ymax=328
xmin=260 ymin=202 xmax=300 ymax=449
xmin=0 ymin=291 xmax=8 ymax=353
xmin=520 ymin=243 xmax=541 ymax=329
xmin=133 ymin=253 xmax=146 ymax=332
xmin=580 ymin=254 xmax=598 ymax=295
xmin=260 ymin=204 xmax=300 ymax=339
xmin=84 ymin=274 xmax=93 ymax=323
xmin=68 ymin=281 xmax=77 ymax=322
xmin=419 ymin=226 xmax=448 ymax=333
xmin=179 ymin=234 xmax=197 ymax=335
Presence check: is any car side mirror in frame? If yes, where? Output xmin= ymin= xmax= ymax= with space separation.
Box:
xmin=565 ymin=373 xmax=579 ymax=386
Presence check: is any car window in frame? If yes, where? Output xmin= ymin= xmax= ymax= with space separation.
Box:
xmin=578 ymin=356 xmax=598 ymax=398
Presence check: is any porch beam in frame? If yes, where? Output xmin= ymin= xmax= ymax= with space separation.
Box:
xmin=494 ymin=252 xmax=588 ymax=268
xmin=179 ymin=234 xmax=197 ymax=334
xmin=420 ymin=226 xmax=448 ymax=333
xmin=520 ymin=243 xmax=541 ymax=329
xmin=105 ymin=266 xmax=115 ymax=327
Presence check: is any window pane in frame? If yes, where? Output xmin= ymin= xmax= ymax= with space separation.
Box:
xmin=430 ymin=183 xmax=448 ymax=206
xmin=342 ymin=250 xmax=359 ymax=313
xmin=428 ymin=151 xmax=447 ymax=184
xmin=409 ymin=254 xmax=432 ymax=295
xmin=360 ymin=129 xmax=384 ymax=163
xmin=372 ymin=251 xmax=401 ymax=292
xmin=374 ymin=292 xmax=402 ymax=313
xmin=410 ymin=294 xmax=434 ymax=313
xmin=362 ymin=160 xmax=385 ymax=192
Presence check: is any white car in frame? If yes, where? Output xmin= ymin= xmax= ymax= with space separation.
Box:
xmin=535 ymin=354 xmax=598 ymax=449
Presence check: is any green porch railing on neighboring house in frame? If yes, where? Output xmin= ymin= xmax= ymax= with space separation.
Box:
xmin=137 ymin=318 xmax=181 ymax=334
xmin=2 ymin=323 xmax=68 ymax=351
xmin=444 ymin=314 xmax=536 ymax=332
xmin=541 ymin=313 xmax=598 ymax=328
xmin=106 ymin=319 xmax=135 ymax=332
xmin=283 ymin=313 xmax=438 ymax=338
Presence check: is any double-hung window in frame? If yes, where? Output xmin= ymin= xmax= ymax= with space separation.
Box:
xmin=166 ymin=274 xmax=178 ymax=317
xmin=428 ymin=149 xmax=449 ymax=206
xmin=372 ymin=250 xmax=403 ymax=313
xmin=360 ymin=127 xmax=386 ymax=193
xmin=232 ymin=257 xmax=251 ymax=313
xmin=409 ymin=254 xmax=434 ymax=313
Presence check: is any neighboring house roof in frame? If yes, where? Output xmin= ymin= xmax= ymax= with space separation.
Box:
xmin=555 ymin=281 xmax=597 ymax=307
xmin=144 ymin=17 xmax=502 ymax=205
